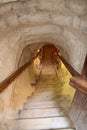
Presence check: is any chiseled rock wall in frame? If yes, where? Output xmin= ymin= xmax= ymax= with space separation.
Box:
xmin=0 ymin=41 xmax=41 ymax=130
xmin=0 ymin=0 xmax=86 ymax=82
xmin=56 ymin=62 xmax=75 ymax=113
xmin=0 ymin=62 xmax=36 ymax=130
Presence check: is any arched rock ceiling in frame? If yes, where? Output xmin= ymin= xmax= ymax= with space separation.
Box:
xmin=0 ymin=0 xmax=87 ymax=81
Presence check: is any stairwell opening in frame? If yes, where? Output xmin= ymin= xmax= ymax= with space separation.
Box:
xmin=13 ymin=43 xmax=76 ymax=130
xmin=17 ymin=43 xmax=75 ymax=113
xmin=36 ymin=43 xmax=75 ymax=113
xmin=17 ymin=43 xmax=76 ymax=114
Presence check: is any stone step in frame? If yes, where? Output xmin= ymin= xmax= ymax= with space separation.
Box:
xmin=28 ymin=128 xmax=76 ymax=130
xmin=37 ymin=88 xmax=56 ymax=92
xmin=37 ymin=88 xmax=56 ymax=91
xmin=35 ymin=91 xmax=56 ymax=94
xmin=54 ymin=128 xmax=75 ymax=130
xmin=32 ymin=91 xmax=57 ymax=97
xmin=27 ymin=95 xmax=57 ymax=102
xmin=27 ymin=98 xmax=57 ymax=103
xmin=37 ymin=87 xmax=56 ymax=90
xmin=36 ymin=89 xmax=56 ymax=94
xmin=19 ymin=108 xmax=65 ymax=119
xmin=41 ymin=69 xmax=56 ymax=74
xmin=36 ymin=90 xmax=56 ymax=93
xmin=37 ymin=85 xmax=56 ymax=87
xmin=16 ymin=117 xmax=74 ymax=130
xmin=24 ymin=101 xmax=58 ymax=109
xmin=37 ymin=84 xmax=56 ymax=87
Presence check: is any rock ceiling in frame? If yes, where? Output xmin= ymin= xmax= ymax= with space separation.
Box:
xmin=0 ymin=0 xmax=87 ymax=81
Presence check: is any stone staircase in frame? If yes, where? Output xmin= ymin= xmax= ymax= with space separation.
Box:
xmin=15 ymin=65 xmax=76 ymax=130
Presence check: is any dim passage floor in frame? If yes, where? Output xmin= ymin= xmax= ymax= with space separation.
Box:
xmin=15 ymin=64 xmax=76 ymax=130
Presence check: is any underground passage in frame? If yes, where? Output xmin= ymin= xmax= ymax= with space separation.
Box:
xmin=0 ymin=0 xmax=87 ymax=130
xmin=15 ymin=44 xmax=76 ymax=129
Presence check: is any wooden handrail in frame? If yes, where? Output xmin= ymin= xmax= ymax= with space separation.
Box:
xmin=70 ymin=76 xmax=87 ymax=95
xmin=0 ymin=54 xmax=38 ymax=93
xmin=57 ymin=55 xmax=81 ymax=77
xmin=57 ymin=54 xmax=87 ymax=95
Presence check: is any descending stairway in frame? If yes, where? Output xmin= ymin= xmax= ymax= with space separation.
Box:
xmin=15 ymin=64 xmax=76 ymax=130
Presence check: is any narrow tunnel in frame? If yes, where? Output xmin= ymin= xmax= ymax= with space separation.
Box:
xmin=11 ymin=43 xmax=76 ymax=130
xmin=0 ymin=1 xmax=87 ymax=130
xmin=0 ymin=41 xmax=87 ymax=130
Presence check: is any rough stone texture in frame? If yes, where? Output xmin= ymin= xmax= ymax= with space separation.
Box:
xmin=0 ymin=0 xmax=86 ymax=130
xmin=0 ymin=62 xmax=36 ymax=130
xmin=0 ymin=0 xmax=86 ymax=80
xmin=12 ymin=66 xmax=35 ymax=109
xmin=56 ymin=62 xmax=75 ymax=113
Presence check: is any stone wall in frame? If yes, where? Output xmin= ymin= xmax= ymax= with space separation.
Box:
xmin=56 ymin=62 xmax=75 ymax=113
xmin=0 ymin=0 xmax=86 ymax=81
xmin=0 ymin=58 xmax=36 ymax=130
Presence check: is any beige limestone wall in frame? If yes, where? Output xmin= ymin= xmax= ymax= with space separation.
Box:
xmin=0 ymin=0 xmax=86 ymax=81
xmin=11 ymin=64 xmax=36 ymax=109
xmin=55 ymin=62 xmax=75 ymax=113
xmin=0 ymin=62 xmax=36 ymax=130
